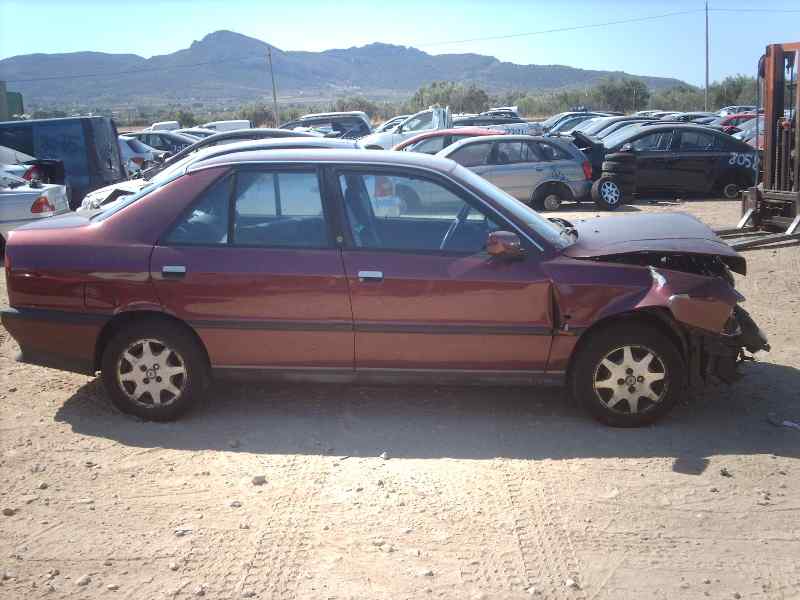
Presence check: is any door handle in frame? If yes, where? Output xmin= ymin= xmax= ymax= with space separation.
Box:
xmin=162 ymin=265 xmax=187 ymax=279
xmin=358 ymin=270 xmax=384 ymax=282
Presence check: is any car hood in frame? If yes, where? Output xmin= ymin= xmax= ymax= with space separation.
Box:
xmin=563 ymin=212 xmax=746 ymax=274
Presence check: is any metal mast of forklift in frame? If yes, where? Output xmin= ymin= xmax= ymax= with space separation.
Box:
xmin=704 ymin=0 xmax=709 ymax=111
xmin=267 ymin=46 xmax=280 ymax=128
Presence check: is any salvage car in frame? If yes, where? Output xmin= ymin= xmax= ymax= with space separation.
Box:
xmin=280 ymin=112 xmax=372 ymax=139
xmin=374 ymin=115 xmax=410 ymax=134
xmin=1 ymin=149 xmax=768 ymax=426
xmin=79 ymin=137 xmax=359 ymax=211
xmin=0 ymin=171 xmax=70 ymax=249
xmin=438 ymin=134 xmax=591 ymax=210
xmin=583 ymin=123 xmax=758 ymax=199
xmin=82 ymin=129 xmax=320 ymax=208
xmin=118 ymin=135 xmax=166 ymax=176
xmin=0 ymin=116 xmax=126 ymax=208
xmin=127 ymin=131 xmax=197 ymax=154
xmin=392 ymin=127 xmax=504 ymax=154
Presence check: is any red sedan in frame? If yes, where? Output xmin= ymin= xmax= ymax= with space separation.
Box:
xmin=392 ymin=127 xmax=505 ymax=153
xmin=1 ymin=149 xmax=768 ymax=426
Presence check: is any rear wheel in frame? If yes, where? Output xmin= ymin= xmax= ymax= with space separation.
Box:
xmin=591 ymin=177 xmax=624 ymax=210
xmin=721 ymin=181 xmax=740 ymax=200
xmin=101 ymin=320 xmax=208 ymax=421
xmin=570 ymin=323 xmax=683 ymax=427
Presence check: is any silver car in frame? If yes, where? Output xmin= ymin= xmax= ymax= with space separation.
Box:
xmin=0 ymin=170 xmax=71 ymax=246
xmin=437 ymin=135 xmax=591 ymax=211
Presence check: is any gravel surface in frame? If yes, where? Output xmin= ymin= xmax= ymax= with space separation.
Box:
xmin=1 ymin=197 xmax=799 ymax=600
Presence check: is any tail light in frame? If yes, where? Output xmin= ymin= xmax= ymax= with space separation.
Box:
xmin=30 ymin=196 xmax=55 ymax=213
xmin=23 ymin=165 xmax=43 ymax=181
xmin=581 ymin=160 xmax=592 ymax=180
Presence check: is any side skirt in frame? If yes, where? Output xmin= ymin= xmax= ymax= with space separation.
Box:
xmin=212 ymin=366 xmax=566 ymax=387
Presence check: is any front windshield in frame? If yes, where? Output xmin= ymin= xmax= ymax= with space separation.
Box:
xmin=453 ymin=165 xmax=570 ymax=249
xmin=541 ymin=112 xmax=568 ymax=128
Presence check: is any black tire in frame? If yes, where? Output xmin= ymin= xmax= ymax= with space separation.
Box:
xmin=531 ymin=185 xmax=569 ymax=211
xmin=591 ymin=177 xmax=624 ymax=210
xmin=570 ymin=322 xmax=684 ymax=427
xmin=604 ymin=152 xmax=636 ymax=163
xmin=101 ymin=319 xmax=208 ymax=421
xmin=601 ymin=161 xmax=636 ymax=174
xmin=720 ymin=181 xmax=740 ymax=200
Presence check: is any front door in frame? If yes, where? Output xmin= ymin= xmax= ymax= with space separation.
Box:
xmin=150 ymin=167 xmax=354 ymax=370
xmin=333 ymin=168 xmax=554 ymax=373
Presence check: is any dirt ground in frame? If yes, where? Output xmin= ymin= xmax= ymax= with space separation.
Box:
xmin=1 ymin=197 xmax=799 ymax=600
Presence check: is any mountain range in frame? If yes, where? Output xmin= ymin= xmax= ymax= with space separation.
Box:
xmin=0 ymin=30 xmax=687 ymax=108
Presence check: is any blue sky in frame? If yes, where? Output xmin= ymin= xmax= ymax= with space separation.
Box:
xmin=1 ymin=0 xmax=799 ymax=86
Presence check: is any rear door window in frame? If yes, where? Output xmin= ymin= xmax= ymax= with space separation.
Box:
xmin=534 ymin=141 xmax=570 ymax=161
xmin=233 ymin=170 xmax=329 ymax=248
xmin=408 ymin=136 xmax=446 ymax=154
xmin=677 ymin=130 xmax=716 ymax=151
xmin=493 ymin=141 xmax=541 ymax=164
xmin=447 ymin=142 xmax=493 ymax=167
xmin=165 ymin=175 xmax=232 ymax=245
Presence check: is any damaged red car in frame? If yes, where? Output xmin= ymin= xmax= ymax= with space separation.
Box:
xmin=1 ymin=149 xmax=769 ymax=426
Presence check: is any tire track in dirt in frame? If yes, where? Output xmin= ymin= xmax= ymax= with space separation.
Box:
xmin=500 ymin=458 xmax=585 ymax=600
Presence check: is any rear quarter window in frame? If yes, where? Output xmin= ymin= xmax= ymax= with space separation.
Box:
xmin=448 ymin=142 xmax=492 ymax=167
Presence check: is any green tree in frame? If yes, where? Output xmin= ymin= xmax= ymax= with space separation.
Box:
xmin=709 ymin=75 xmax=757 ymax=109
xmin=173 ymin=109 xmax=198 ymax=127
xmin=406 ymin=81 xmax=490 ymax=114
xmin=593 ymin=77 xmax=651 ymax=112
xmin=649 ymin=85 xmax=705 ymax=111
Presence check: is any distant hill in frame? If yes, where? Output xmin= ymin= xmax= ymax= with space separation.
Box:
xmin=0 ymin=30 xmax=688 ymax=107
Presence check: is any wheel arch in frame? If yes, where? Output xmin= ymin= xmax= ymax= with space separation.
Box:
xmin=566 ymin=307 xmax=688 ymax=384
xmin=93 ymin=310 xmax=211 ymax=374
xmin=531 ymin=179 xmax=575 ymax=203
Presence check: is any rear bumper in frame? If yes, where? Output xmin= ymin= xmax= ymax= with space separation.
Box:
xmin=0 ymin=209 xmax=72 ymax=240
xmin=1 ymin=307 xmax=106 ymax=375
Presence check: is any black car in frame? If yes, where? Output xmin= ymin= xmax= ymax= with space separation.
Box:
xmin=140 ymin=128 xmax=317 ymax=179
xmin=127 ymin=131 xmax=197 ymax=155
xmin=0 ymin=116 xmax=126 ymax=208
xmin=586 ymin=123 xmax=758 ymax=199
xmin=280 ymin=112 xmax=372 ymax=139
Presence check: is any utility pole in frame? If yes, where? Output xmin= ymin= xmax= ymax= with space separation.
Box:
xmin=267 ymin=46 xmax=280 ymax=128
xmin=704 ymin=0 xmax=709 ymax=111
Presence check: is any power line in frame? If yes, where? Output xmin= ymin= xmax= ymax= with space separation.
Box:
xmin=417 ymin=9 xmax=704 ymax=47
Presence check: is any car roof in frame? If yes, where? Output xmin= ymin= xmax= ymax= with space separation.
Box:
xmin=437 ymin=134 xmax=560 ymax=156
xmin=189 ymin=137 xmax=359 ymax=163
xmin=401 ymin=127 xmax=502 ymax=142
xmin=186 ymin=148 xmax=458 ymax=174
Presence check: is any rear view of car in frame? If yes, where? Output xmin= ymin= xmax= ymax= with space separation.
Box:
xmin=0 ymin=172 xmax=70 ymax=247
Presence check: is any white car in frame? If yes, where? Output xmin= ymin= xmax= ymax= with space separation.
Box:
xmin=202 ymin=120 xmax=252 ymax=132
xmin=373 ymin=115 xmax=410 ymax=134
xmin=359 ymin=107 xmax=450 ymax=149
xmin=118 ymin=136 xmax=166 ymax=177
xmin=0 ymin=170 xmax=71 ymax=245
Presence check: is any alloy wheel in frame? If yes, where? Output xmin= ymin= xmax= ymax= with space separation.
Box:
xmin=116 ymin=338 xmax=188 ymax=407
xmin=543 ymin=193 xmax=562 ymax=211
xmin=592 ymin=345 xmax=667 ymax=414
xmin=600 ymin=181 xmax=621 ymax=205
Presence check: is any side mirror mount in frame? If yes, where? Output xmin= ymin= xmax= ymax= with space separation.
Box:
xmin=487 ymin=231 xmax=524 ymax=259
xmin=620 ymin=143 xmax=633 ymax=153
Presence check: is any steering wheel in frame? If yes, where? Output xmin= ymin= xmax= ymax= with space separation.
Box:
xmin=439 ymin=203 xmax=472 ymax=250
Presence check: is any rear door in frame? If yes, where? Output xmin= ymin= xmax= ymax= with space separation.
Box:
xmin=670 ymin=129 xmax=720 ymax=193
xmin=626 ymin=129 xmax=675 ymax=190
xmin=479 ymin=140 xmax=545 ymax=201
xmin=333 ymin=167 xmax=553 ymax=373
xmin=150 ymin=166 xmax=354 ymax=371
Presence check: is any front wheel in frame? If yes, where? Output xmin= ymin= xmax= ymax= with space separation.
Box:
xmin=570 ymin=323 xmax=683 ymax=427
xmin=101 ymin=320 xmax=208 ymax=421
